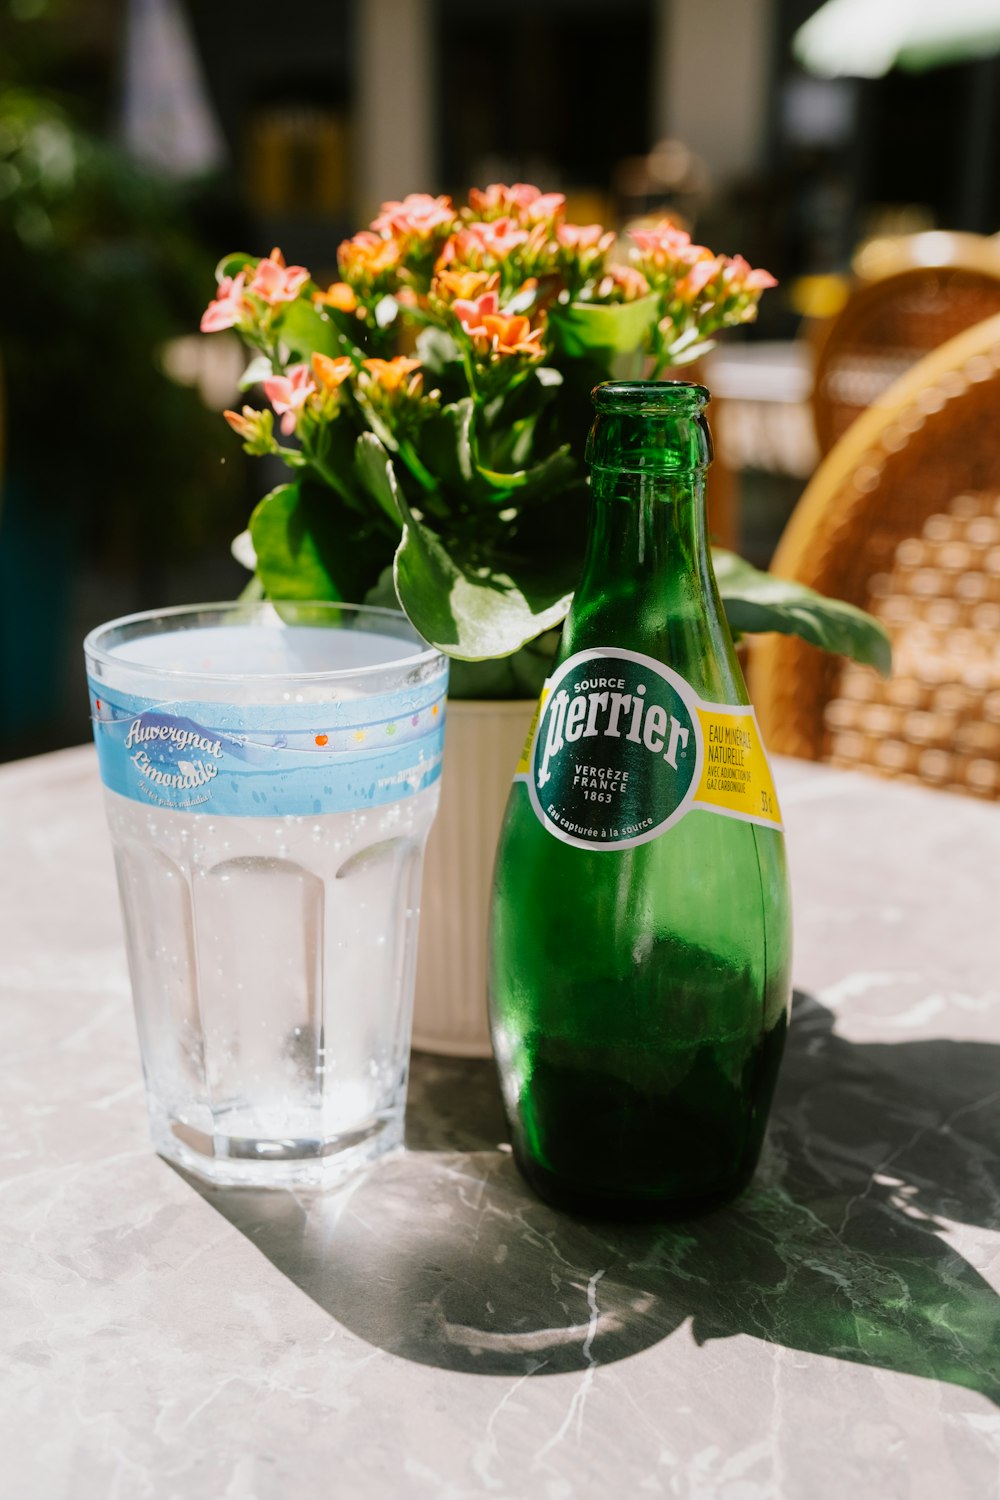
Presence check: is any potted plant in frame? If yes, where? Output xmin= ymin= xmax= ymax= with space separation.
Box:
xmin=200 ymin=185 xmax=888 ymax=1053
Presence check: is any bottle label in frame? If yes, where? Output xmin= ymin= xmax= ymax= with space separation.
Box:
xmin=515 ymin=647 xmax=782 ymax=850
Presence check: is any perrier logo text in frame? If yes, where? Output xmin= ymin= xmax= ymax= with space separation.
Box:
xmin=526 ymin=648 xmax=701 ymax=851
xmin=538 ymin=680 xmax=691 ymax=789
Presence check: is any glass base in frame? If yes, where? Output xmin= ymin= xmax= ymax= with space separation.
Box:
xmin=151 ymin=1109 xmax=404 ymax=1189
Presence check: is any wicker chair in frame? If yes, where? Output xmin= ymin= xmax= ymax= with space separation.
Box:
xmin=851 ymin=229 xmax=1000 ymax=284
xmin=811 ymin=233 xmax=1000 ymax=455
xmin=750 ymin=312 xmax=1000 ymax=802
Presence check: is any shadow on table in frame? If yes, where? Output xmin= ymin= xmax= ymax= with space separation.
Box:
xmin=183 ymin=992 xmax=1000 ymax=1400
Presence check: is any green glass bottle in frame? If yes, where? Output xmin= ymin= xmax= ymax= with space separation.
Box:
xmin=488 ymin=381 xmax=792 ymax=1218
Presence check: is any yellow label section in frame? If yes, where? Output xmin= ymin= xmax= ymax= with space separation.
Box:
xmin=693 ymin=707 xmax=783 ymax=829
xmin=515 ymin=689 xmax=547 ymax=777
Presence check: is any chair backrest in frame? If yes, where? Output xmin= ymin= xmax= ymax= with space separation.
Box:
xmin=811 ymin=235 xmax=1000 ymax=455
xmin=851 ymin=229 xmax=1000 ymax=284
xmin=750 ymin=312 xmax=1000 ymax=801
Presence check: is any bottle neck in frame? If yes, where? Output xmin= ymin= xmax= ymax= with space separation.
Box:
xmin=563 ymin=462 xmax=745 ymax=704
xmin=575 ymin=392 xmax=714 ymax=621
xmin=571 ymin=464 xmax=711 ymax=625
xmin=563 ymin=382 xmax=746 ymax=702
xmin=594 ymin=459 xmax=704 ymax=551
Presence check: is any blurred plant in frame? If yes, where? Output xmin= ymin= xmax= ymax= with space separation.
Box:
xmin=0 ymin=88 xmax=238 ymax=567
xmin=203 ymin=186 xmax=889 ymax=697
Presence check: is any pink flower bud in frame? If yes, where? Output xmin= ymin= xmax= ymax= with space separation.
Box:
xmin=201 ymin=272 xmax=249 ymax=332
xmin=371 ymin=193 xmax=455 ymax=239
xmin=263 ymin=364 xmax=316 ymax=434
xmin=249 ymin=249 xmax=310 ymax=306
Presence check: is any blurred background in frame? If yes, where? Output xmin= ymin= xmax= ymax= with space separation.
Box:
xmin=3 ymin=0 xmax=1000 ymax=771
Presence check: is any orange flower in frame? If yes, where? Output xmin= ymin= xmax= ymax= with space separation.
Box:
xmin=311 ymin=353 xmax=355 ymax=391
xmin=313 ymin=281 xmax=358 ymax=313
xmin=359 ymin=356 xmax=424 ymax=399
xmin=452 ymin=289 xmax=500 ymax=337
xmin=448 ymin=289 xmax=546 ymax=359
xmin=338 ymin=231 xmax=401 ymax=286
xmin=432 ymin=268 xmax=500 ymax=303
xmin=479 ymin=312 xmax=545 ymax=359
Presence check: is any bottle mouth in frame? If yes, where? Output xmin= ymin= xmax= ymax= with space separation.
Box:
xmin=591 ymin=380 xmax=710 ymax=414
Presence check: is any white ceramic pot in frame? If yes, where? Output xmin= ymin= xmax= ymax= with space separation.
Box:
xmin=412 ymin=698 xmax=535 ymax=1056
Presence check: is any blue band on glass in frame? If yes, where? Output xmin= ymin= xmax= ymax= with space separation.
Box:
xmin=88 ymin=676 xmax=448 ymax=817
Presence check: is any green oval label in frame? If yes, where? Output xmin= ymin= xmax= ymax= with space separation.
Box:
xmin=527 ymin=648 xmax=703 ymax=850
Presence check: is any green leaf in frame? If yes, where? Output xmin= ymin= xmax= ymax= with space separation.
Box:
xmin=306 ymin=416 xmax=371 ymax=515
xmin=505 ymin=282 xmax=543 ymax=316
xmin=392 ymin=481 xmax=576 ymax=660
xmin=231 ymin=528 xmax=257 ymax=571
xmin=419 ymin=399 xmax=476 ymax=489
xmin=713 ymin=549 xmax=893 ymax=676
xmin=661 ymin=336 xmax=717 ymax=368
xmin=415 ymin=323 xmax=464 ymax=374
xmin=490 ymin=412 xmax=539 ymax=470
xmin=250 ymin=479 xmax=389 ymax=603
xmin=238 ymin=573 xmax=265 ymax=602
xmin=417 ymin=398 xmax=575 ymax=505
xmin=395 ymin=525 xmax=572 ymax=661
xmin=354 ymin=432 xmax=406 ymax=524
xmin=549 ymin=293 xmax=660 ymax=357
xmin=663 ymin=325 xmax=703 ymax=356
xmin=362 ymin=563 xmax=401 ymax=611
xmin=279 ymin=298 xmax=349 ymax=361
xmin=250 ymin=483 xmax=338 ymax=600
xmin=479 ymin=367 xmax=564 ymax=459
xmin=477 ymin=444 xmax=576 ymax=501
xmin=238 ymin=354 xmax=272 ymax=390
xmin=215 ymin=251 xmax=257 ymax=282
xmin=352 ymin=384 xmax=404 ymax=457
xmin=446 ymin=630 xmax=558 ymax=699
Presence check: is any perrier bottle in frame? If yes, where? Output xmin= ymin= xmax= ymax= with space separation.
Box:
xmin=488 ymin=380 xmax=792 ymax=1218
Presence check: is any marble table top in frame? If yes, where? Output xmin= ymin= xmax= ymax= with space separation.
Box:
xmin=3 ymin=746 xmax=999 ymax=1499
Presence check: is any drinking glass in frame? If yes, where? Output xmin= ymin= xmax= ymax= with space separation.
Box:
xmin=84 ymin=601 xmax=448 ymax=1188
